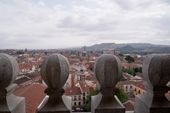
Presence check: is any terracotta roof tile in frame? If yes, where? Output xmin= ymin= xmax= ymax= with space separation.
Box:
xmin=14 ymin=83 xmax=46 ymax=113
xmin=65 ymin=86 xmax=82 ymax=95
xmin=78 ymin=81 xmax=90 ymax=93
xmin=19 ymin=63 xmax=33 ymax=70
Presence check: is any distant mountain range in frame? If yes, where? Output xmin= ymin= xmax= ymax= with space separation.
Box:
xmin=82 ymin=43 xmax=170 ymax=53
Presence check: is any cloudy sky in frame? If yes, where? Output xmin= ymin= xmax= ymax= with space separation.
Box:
xmin=0 ymin=0 xmax=170 ymax=49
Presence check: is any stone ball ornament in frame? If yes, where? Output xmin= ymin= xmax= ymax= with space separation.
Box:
xmin=94 ymin=54 xmax=122 ymax=88
xmin=41 ymin=54 xmax=70 ymax=90
xmin=0 ymin=53 xmax=19 ymax=89
xmin=143 ymin=55 xmax=170 ymax=88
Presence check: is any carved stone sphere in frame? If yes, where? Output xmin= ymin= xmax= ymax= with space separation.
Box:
xmin=143 ymin=55 xmax=170 ymax=87
xmin=41 ymin=54 xmax=69 ymax=89
xmin=0 ymin=53 xmax=19 ymax=89
xmin=94 ymin=54 xmax=122 ymax=88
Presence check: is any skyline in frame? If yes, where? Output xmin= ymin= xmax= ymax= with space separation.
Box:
xmin=0 ymin=0 xmax=170 ymax=49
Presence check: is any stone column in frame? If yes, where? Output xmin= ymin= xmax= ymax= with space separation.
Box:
xmin=37 ymin=54 xmax=70 ymax=113
xmin=0 ymin=53 xmax=25 ymax=113
xmin=135 ymin=55 xmax=170 ymax=113
xmin=93 ymin=54 xmax=125 ymax=113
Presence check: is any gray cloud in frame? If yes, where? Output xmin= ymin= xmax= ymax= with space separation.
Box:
xmin=0 ymin=0 xmax=170 ymax=49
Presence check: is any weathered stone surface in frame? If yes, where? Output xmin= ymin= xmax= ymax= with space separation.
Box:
xmin=37 ymin=96 xmax=70 ymax=113
xmin=0 ymin=53 xmax=25 ymax=113
xmin=91 ymin=93 xmax=102 ymax=113
xmin=94 ymin=54 xmax=122 ymax=88
xmin=0 ymin=53 xmax=18 ymax=89
xmin=41 ymin=54 xmax=69 ymax=89
xmin=93 ymin=54 xmax=125 ymax=113
xmin=37 ymin=54 xmax=70 ymax=113
xmin=135 ymin=54 xmax=170 ymax=113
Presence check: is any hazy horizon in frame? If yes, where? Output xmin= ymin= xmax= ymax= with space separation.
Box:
xmin=1 ymin=0 xmax=170 ymax=49
xmin=1 ymin=42 xmax=170 ymax=50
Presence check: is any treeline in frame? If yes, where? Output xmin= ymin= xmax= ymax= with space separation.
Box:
xmin=122 ymin=67 xmax=142 ymax=76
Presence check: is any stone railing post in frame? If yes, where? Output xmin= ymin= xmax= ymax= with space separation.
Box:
xmin=0 ymin=53 xmax=25 ymax=113
xmin=37 ymin=54 xmax=70 ymax=113
xmin=135 ymin=55 xmax=170 ymax=113
xmin=93 ymin=54 xmax=125 ymax=113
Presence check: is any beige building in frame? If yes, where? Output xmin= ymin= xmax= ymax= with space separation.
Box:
xmin=64 ymin=81 xmax=90 ymax=111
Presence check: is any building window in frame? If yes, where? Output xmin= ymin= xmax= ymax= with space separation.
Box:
xmin=74 ymin=96 xmax=76 ymax=100
xmin=130 ymin=85 xmax=132 ymax=89
xmin=79 ymin=95 xmax=81 ymax=100
xmin=83 ymin=97 xmax=85 ymax=100
xmin=138 ymin=90 xmax=141 ymax=94
xmin=74 ymin=102 xmax=76 ymax=106
xmin=79 ymin=102 xmax=81 ymax=106
xmin=83 ymin=93 xmax=85 ymax=96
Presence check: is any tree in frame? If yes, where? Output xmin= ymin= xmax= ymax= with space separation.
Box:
xmin=84 ymin=88 xmax=100 ymax=112
xmin=134 ymin=67 xmax=142 ymax=74
xmin=122 ymin=67 xmax=136 ymax=76
xmin=115 ymin=88 xmax=128 ymax=102
xmin=84 ymin=95 xmax=91 ymax=112
xmin=138 ymin=67 xmax=142 ymax=73
xmin=134 ymin=67 xmax=139 ymax=73
xmin=125 ymin=55 xmax=134 ymax=63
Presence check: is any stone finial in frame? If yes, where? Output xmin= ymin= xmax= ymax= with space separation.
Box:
xmin=143 ymin=55 xmax=170 ymax=89
xmin=0 ymin=53 xmax=25 ymax=113
xmin=0 ymin=53 xmax=18 ymax=89
xmin=135 ymin=54 xmax=170 ymax=113
xmin=37 ymin=54 xmax=70 ymax=113
xmin=95 ymin=54 xmax=122 ymax=89
xmin=94 ymin=54 xmax=125 ymax=113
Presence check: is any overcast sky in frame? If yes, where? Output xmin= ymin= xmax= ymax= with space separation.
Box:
xmin=0 ymin=0 xmax=170 ymax=49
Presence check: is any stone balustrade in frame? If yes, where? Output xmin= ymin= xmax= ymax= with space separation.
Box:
xmin=0 ymin=53 xmax=170 ymax=113
xmin=134 ymin=55 xmax=170 ymax=113
xmin=37 ymin=54 xmax=70 ymax=113
xmin=0 ymin=53 xmax=25 ymax=113
xmin=92 ymin=54 xmax=125 ymax=113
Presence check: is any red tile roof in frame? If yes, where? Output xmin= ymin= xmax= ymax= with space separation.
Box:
xmin=117 ymin=80 xmax=145 ymax=90
xmin=64 ymin=86 xmax=82 ymax=95
xmin=122 ymin=63 xmax=142 ymax=68
xmin=19 ymin=63 xmax=33 ymax=70
xmin=78 ymin=81 xmax=90 ymax=93
xmin=14 ymin=83 xmax=46 ymax=113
